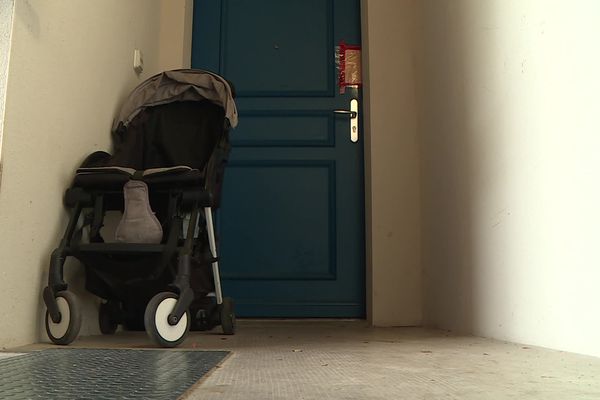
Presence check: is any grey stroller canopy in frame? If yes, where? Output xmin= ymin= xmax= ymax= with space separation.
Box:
xmin=112 ymin=69 xmax=238 ymax=133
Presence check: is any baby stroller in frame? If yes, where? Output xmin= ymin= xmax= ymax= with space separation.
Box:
xmin=42 ymin=69 xmax=237 ymax=347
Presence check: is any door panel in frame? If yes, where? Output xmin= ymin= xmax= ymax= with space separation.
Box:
xmin=193 ymin=0 xmax=365 ymax=317
xmin=221 ymin=0 xmax=334 ymax=96
xmin=220 ymin=160 xmax=336 ymax=281
xmin=231 ymin=111 xmax=334 ymax=147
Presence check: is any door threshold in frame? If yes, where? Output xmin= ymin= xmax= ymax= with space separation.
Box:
xmin=237 ymin=318 xmax=365 ymax=322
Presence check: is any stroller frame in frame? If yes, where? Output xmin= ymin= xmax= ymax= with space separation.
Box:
xmin=43 ymin=196 xmax=223 ymax=319
xmin=42 ymin=70 xmax=237 ymax=347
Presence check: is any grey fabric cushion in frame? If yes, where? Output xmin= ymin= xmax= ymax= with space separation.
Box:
xmin=115 ymin=180 xmax=163 ymax=244
xmin=72 ymin=167 xmax=204 ymax=190
xmin=76 ymin=165 xmax=193 ymax=177
xmin=142 ymin=166 xmax=192 ymax=177
xmin=76 ymin=166 xmax=136 ymax=176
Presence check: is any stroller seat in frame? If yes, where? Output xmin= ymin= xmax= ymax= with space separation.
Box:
xmin=41 ymin=69 xmax=237 ymax=348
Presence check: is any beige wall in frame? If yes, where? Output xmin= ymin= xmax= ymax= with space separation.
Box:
xmin=0 ymin=0 xmax=425 ymax=348
xmin=0 ymin=0 xmax=191 ymax=348
xmin=418 ymin=0 xmax=600 ymax=357
xmin=159 ymin=0 xmax=194 ymax=70
xmin=362 ymin=0 xmax=422 ymax=326
xmin=7 ymin=0 xmax=598 ymax=359
xmin=0 ymin=0 xmax=14 ymax=178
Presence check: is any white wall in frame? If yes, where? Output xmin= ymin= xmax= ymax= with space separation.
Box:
xmin=362 ymin=0 xmax=422 ymax=326
xmin=0 ymin=0 xmax=190 ymax=349
xmin=418 ymin=0 xmax=600 ymax=357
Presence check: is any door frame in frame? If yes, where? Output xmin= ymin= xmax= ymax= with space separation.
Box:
xmin=176 ymin=0 xmax=422 ymax=327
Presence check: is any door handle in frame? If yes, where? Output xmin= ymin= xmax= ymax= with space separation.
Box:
xmin=333 ymin=110 xmax=357 ymax=118
xmin=333 ymin=98 xmax=359 ymax=142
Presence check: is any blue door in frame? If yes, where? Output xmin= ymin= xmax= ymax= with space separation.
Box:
xmin=192 ymin=0 xmax=364 ymax=317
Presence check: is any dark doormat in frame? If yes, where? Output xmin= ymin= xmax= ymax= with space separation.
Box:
xmin=0 ymin=348 xmax=230 ymax=399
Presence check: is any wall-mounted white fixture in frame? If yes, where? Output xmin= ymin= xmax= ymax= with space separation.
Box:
xmin=133 ymin=49 xmax=143 ymax=74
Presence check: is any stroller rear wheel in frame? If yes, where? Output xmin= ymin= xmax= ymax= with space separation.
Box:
xmin=45 ymin=291 xmax=82 ymax=345
xmin=220 ymin=297 xmax=236 ymax=335
xmin=144 ymin=292 xmax=190 ymax=348
xmin=98 ymin=302 xmax=118 ymax=335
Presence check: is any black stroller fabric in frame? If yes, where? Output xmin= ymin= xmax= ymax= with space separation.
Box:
xmin=111 ymin=101 xmax=225 ymax=171
xmin=77 ymin=100 xmax=231 ymax=206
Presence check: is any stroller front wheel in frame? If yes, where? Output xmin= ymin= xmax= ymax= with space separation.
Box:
xmin=45 ymin=291 xmax=82 ymax=345
xmin=144 ymin=292 xmax=190 ymax=348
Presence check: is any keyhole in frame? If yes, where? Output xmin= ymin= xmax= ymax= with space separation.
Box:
xmin=273 ymin=43 xmax=280 ymax=50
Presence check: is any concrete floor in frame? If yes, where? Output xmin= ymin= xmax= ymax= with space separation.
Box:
xmin=7 ymin=320 xmax=600 ymax=399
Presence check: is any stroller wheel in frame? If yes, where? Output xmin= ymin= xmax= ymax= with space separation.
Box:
xmin=98 ymin=302 xmax=118 ymax=335
xmin=220 ymin=297 xmax=236 ymax=335
xmin=144 ymin=292 xmax=190 ymax=348
xmin=45 ymin=291 xmax=82 ymax=345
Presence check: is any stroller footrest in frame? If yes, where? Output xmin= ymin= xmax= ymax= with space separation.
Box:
xmin=73 ymin=243 xmax=167 ymax=255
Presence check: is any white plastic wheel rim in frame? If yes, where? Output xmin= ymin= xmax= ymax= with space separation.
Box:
xmin=48 ymin=297 xmax=70 ymax=339
xmin=154 ymin=297 xmax=187 ymax=342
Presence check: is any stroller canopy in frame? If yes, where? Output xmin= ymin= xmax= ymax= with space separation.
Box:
xmin=112 ymin=69 xmax=238 ymax=132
